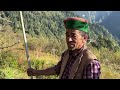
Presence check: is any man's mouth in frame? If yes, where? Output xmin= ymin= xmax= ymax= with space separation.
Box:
xmin=69 ymin=42 xmax=74 ymax=45
xmin=68 ymin=43 xmax=75 ymax=47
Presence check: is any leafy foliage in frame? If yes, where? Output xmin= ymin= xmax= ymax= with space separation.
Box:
xmin=89 ymin=23 xmax=120 ymax=51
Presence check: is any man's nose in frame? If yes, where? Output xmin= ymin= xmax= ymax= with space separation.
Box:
xmin=68 ymin=37 xmax=73 ymax=42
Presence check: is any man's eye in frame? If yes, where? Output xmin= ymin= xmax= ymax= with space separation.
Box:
xmin=72 ymin=35 xmax=76 ymax=37
xmin=66 ymin=35 xmax=70 ymax=37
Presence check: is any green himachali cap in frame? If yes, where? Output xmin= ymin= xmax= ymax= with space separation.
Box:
xmin=63 ymin=17 xmax=89 ymax=33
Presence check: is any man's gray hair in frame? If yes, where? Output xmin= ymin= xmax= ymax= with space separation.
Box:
xmin=79 ymin=31 xmax=89 ymax=42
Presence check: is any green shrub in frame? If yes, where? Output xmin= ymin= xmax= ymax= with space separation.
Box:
xmin=0 ymin=70 xmax=6 ymax=79
xmin=0 ymin=50 xmax=19 ymax=69
xmin=31 ymin=59 xmax=45 ymax=70
xmin=27 ymin=38 xmax=40 ymax=50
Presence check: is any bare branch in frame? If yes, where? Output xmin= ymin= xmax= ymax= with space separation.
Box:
xmin=0 ymin=40 xmax=21 ymax=49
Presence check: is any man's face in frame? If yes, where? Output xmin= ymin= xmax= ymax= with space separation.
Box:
xmin=66 ymin=29 xmax=87 ymax=50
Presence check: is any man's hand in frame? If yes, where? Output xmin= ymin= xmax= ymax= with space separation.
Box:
xmin=27 ymin=67 xmax=57 ymax=76
xmin=27 ymin=68 xmax=37 ymax=76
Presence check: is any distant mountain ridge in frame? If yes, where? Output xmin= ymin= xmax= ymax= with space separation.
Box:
xmin=73 ymin=11 xmax=120 ymax=41
xmin=100 ymin=11 xmax=120 ymax=40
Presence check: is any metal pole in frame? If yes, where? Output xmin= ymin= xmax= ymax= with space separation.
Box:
xmin=20 ymin=11 xmax=33 ymax=79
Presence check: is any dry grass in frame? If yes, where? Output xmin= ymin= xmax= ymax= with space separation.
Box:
xmin=0 ymin=42 xmax=120 ymax=79
xmin=100 ymin=64 xmax=120 ymax=79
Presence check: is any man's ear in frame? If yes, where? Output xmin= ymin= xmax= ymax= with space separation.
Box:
xmin=83 ymin=35 xmax=88 ymax=42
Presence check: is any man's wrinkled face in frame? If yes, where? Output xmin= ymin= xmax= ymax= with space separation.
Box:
xmin=66 ymin=29 xmax=87 ymax=50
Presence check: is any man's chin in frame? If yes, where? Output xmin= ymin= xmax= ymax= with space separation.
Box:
xmin=68 ymin=47 xmax=75 ymax=51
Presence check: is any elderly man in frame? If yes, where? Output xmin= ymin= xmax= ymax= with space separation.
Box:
xmin=27 ymin=17 xmax=101 ymax=79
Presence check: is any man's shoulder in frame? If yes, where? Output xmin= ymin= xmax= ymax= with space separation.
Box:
xmin=81 ymin=49 xmax=100 ymax=67
xmin=83 ymin=49 xmax=97 ymax=60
